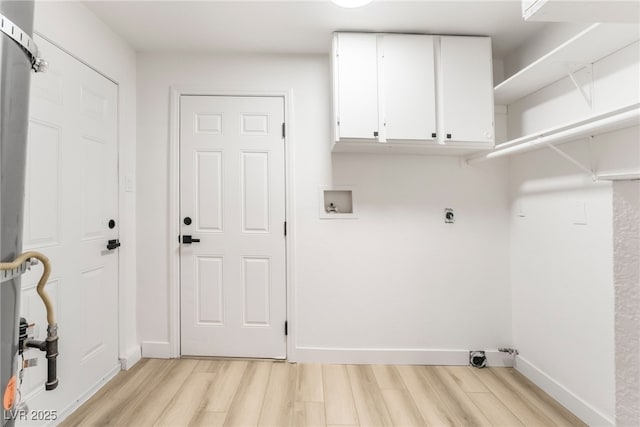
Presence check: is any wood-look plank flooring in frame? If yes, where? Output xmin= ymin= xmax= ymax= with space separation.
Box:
xmin=61 ymin=359 xmax=586 ymax=427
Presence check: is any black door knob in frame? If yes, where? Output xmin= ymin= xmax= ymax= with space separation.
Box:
xmin=108 ymin=219 xmax=116 ymax=229
xmin=106 ymin=239 xmax=121 ymax=250
xmin=184 ymin=217 xmax=192 ymax=225
xmin=182 ymin=235 xmax=200 ymax=244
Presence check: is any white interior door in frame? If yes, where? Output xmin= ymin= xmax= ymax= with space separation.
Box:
xmin=20 ymin=36 xmax=119 ymax=406
xmin=180 ymin=95 xmax=286 ymax=358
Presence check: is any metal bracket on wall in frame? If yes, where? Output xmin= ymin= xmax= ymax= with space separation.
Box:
xmin=540 ymin=136 xmax=597 ymax=181
xmin=0 ymin=12 xmax=46 ymax=72
xmin=565 ymin=63 xmax=593 ymax=109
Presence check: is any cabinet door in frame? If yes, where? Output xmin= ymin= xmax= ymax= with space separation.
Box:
xmin=335 ymin=33 xmax=379 ymax=139
xmin=440 ymin=36 xmax=494 ymax=143
xmin=381 ymin=34 xmax=436 ymax=141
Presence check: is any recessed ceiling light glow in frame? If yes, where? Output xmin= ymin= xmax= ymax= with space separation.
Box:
xmin=331 ymin=0 xmax=374 ymax=8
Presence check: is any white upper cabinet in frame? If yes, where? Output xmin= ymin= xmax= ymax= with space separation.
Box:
xmin=334 ymin=33 xmax=379 ymax=140
xmin=332 ymin=32 xmax=494 ymax=153
xmin=381 ymin=35 xmax=437 ymax=141
xmin=440 ymin=36 xmax=494 ymax=144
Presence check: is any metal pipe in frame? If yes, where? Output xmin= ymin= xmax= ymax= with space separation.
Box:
xmin=596 ymin=172 xmax=640 ymax=181
xmin=0 ymin=252 xmax=54 ymax=326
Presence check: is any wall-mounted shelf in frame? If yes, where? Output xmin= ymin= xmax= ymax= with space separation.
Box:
xmin=494 ymin=23 xmax=640 ymax=105
xmin=466 ymin=103 xmax=640 ymax=165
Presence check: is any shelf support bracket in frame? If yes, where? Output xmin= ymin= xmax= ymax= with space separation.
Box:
xmin=540 ymin=137 xmax=597 ymax=181
xmin=565 ymin=63 xmax=593 ymax=109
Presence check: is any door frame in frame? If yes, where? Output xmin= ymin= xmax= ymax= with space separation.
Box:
xmin=168 ymin=88 xmax=296 ymax=360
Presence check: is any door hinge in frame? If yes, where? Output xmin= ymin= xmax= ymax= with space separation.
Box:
xmin=282 ymin=122 xmax=286 ymax=139
xmin=284 ymin=221 xmax=287 ymax=236
xmin=285 ymin=321 xmax=288 ymax=336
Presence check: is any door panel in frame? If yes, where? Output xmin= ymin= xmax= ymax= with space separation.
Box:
xmin=180 ymin=96 xmax=286 ymax=358
xmin=20 ymin=36 xmax=119 ymax=405
xmin=381 ymin=34 xmax=437 ymax=141
xmin=196 ymin=256 xmax=224 ymax=325
xmin=195 ymin=152 xmax=223 ymax=232
xmin=336 ymin=33 xmax=379 ymax=139
xmin=440 ymin=36 xmax=494 ymax=143
xmin=241 ymin=152 xmax=270 ymax=232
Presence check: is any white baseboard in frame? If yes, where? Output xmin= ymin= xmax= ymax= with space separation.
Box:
xmin=52 ymin=364 xmax=120 ymax=426
xmin=294 ymin=346 xmax=514 ymax=367
xmin=119 ymin=345 xmax=142 ymax=370
xmin=141 ymin=341 xmax=172 ymax=359
xmin=515 ymin=356 xmax=614 ymax=426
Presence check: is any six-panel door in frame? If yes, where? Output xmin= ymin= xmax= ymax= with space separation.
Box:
xmin=180 ymin=96 xmax=287 ymax=358
xmin=21 ymin=35 xmax=119 ymax=406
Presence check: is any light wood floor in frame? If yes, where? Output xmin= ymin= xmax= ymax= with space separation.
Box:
xmin=61 ymin=358 xmax=586 ymax=427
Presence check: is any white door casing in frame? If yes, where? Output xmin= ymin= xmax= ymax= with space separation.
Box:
xmin=21 ymin=35 xmax=119 ymax=405
xmin=180 ymin=95 xmax=286 ymax=358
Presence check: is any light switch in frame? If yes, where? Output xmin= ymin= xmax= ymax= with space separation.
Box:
xmin=124 ymin=175 xmax=135 ymax=192
xmin=516 ymin=201 xmax=526 ymax=218
xmin=572 ymin=201 xmax=587 ymax=225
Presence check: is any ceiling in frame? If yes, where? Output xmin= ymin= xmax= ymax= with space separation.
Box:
xmin=83 ymin=0 xmax=550 ymax=58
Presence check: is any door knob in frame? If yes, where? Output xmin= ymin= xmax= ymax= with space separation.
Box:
xmin=106 ymin=239 xmax=121 ymax=250
xmin=182 ymin=235 xmax=200 ymax=244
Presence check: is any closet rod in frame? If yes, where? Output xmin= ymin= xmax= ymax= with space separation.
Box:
xmin=467 ymin=107 xmax=640 ymax=165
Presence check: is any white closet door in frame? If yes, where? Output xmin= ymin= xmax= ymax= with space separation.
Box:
xmin=381 ymin=34 xmax=436 ymax=141
xmin=440 ymin=36 xmax=494 ymax=143
xmin=335 ymin=33 xmax=379 ymax=140
xmin=21 ymin=35 xmax=119 ymax=409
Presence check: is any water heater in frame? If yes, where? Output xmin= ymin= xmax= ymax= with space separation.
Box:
xmin=1 ymin=2 xmax=54 ymax=426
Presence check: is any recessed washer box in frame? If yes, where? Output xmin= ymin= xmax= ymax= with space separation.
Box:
xmin=319 ymin=187 xmax=357 ymax=219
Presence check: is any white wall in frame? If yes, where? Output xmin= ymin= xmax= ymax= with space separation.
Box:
xmin=29 ymin=0 xmax=138 ymax=420
xmin=136 ymin=53 xmax=512 ymax=363
xmin=507 ymin=35 xmax=640 ymax=426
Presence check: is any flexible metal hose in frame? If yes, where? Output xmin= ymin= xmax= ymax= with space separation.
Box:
xmin=0 ymin=251 xmax=54 ymax=326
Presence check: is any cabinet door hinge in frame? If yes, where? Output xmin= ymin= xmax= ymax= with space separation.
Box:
xmin=284 ymin=221 xmax=287 ymax=236
xmin=282 ymin=122 xmax=286 ymax=139
xmin=285 ymin=321 xmax=288 ymax=336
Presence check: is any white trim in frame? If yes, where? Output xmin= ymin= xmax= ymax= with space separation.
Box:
xmin=168 ymin=88 xmax=296 ymax=360
xmin=515 ymin=355 xmax=614 ymax=426
xmin=494 ymin=104 xmax=507 ymax=114
xmin=51 ymin=363 xmax=120 ymax=426
xmin=295 ymin=347 xmax=514 ymax=367
xmin=141 ymin=341 xmax=172 ymax=359
xmin=119 ymin=345 xmax=142 ymax=370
